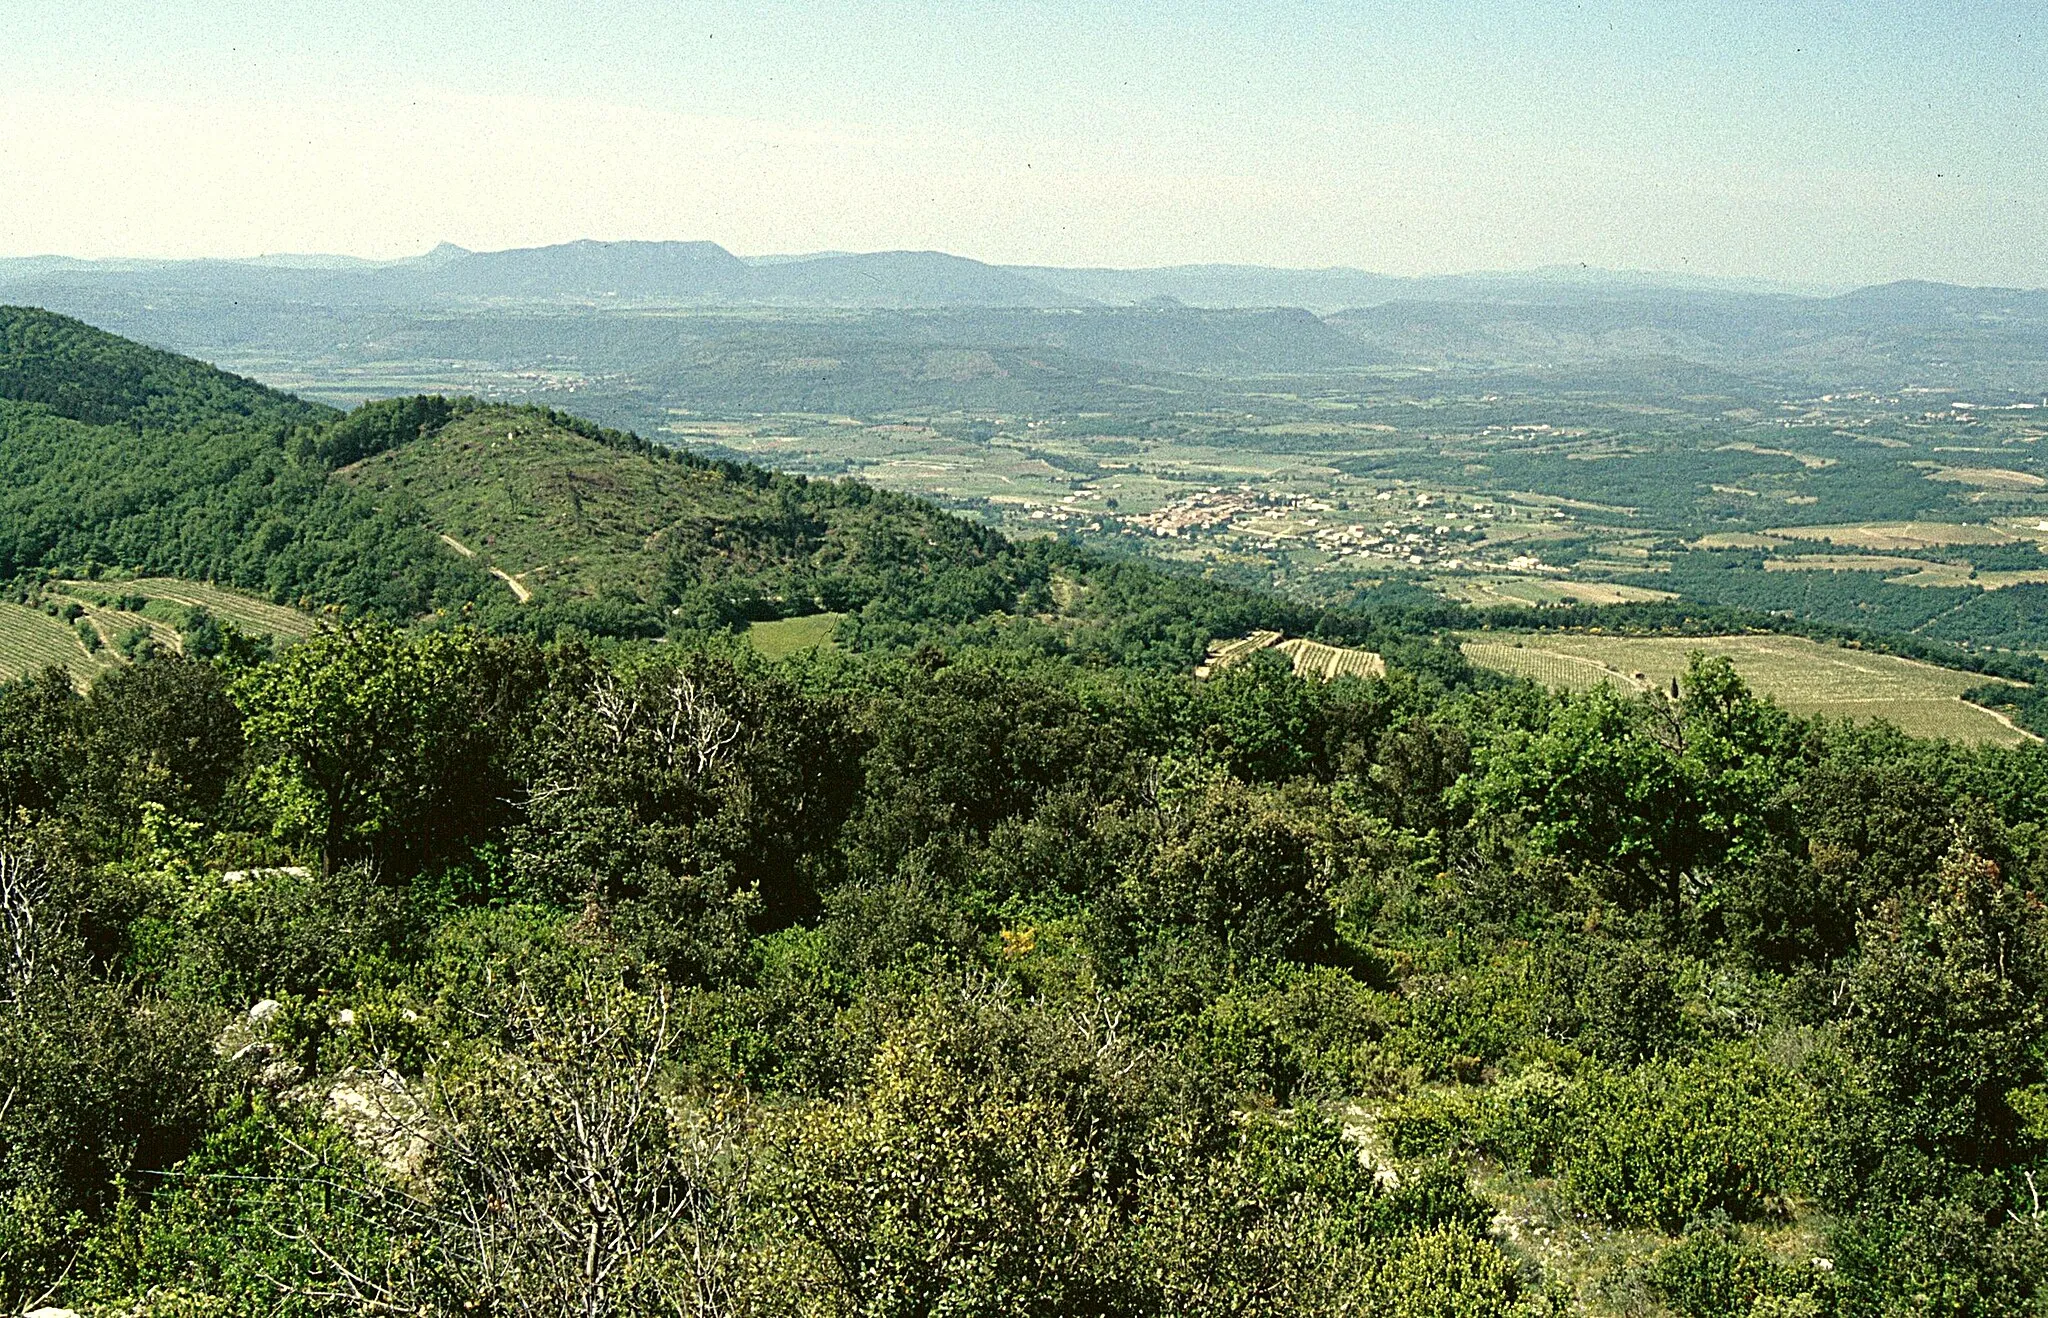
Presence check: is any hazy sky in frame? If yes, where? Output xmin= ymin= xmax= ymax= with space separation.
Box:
xmin=4 ymin=0 xmax=2043 ymax=285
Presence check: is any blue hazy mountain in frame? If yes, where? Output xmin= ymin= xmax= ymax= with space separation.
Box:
xmin=3 ymin=241 xmax=2046 ymax=402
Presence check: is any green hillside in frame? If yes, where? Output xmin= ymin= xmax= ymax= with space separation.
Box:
xmin=0 ymin=307 xmax=1410 ymax=668
xmin=0 ymin=303 xmax=320 ymax=430
xmin=0 ymin=309 xmax=495 ymax=618
xmin=335 ymin=403 xmax=1022 ymax=635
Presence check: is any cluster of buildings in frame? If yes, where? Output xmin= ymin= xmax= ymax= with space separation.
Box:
xmin=1005 ymin=481 xmax=1569 ymax=577
xmin=1124 ymin=485 xmax=1281 ymax=538
xmin=1122 ymin=485 xmax=1509 ymax=569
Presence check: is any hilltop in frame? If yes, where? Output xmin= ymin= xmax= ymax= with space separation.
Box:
xmin=330 ymin=401 xmax=1022 ymax=638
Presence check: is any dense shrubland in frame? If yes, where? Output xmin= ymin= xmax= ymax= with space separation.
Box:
xmin=3 ymin=626 xmax=2046 ymax=1317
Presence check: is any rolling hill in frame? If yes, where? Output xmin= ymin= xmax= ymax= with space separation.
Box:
xmin=0 ymin=307 xmax=1370 ymax=667
xmin=331 ymin=401 xmax=1023 ymax=636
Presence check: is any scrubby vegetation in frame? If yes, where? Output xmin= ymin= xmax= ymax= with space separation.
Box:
xmin=4 ymin=632 xmax=2047 ymax=1316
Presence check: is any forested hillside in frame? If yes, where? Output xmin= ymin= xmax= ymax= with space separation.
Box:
xmin=0 ymin=308 xmax=492 ymax=618
xmin=4 ymin=310 xmax=2048 ymax=1317
xmin=0 ymin=307 xmax=1437 ymax=669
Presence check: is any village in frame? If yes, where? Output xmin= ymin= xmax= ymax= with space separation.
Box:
xmin=1105 ymin=483 xmax=1562 ymax=574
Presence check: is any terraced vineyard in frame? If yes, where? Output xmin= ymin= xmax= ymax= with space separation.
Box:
xmin=2 ymin=579 xmax=322 ymax=686
xmin=1196 ymin=630 xmax=1286 ymax=677
xmin=62 ymin=578 xmax=322 ymax=642
xmin=1462 ymin=631 xmax=2035 ymax=746
xmin=1274 ymin=637 xmax=1387 ymax=681
xmin=1198 ymin=630 xmax=1384 ymax=682
xmin=0 ymin=602 xmax=115 ymax=685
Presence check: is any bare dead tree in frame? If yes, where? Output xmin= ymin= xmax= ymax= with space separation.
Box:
xmin=0 ymin=844 xmax=55 ymax=1011
xmin=589 ymin=670 xmax=740 ymax=778
xmin=271 ymin=977 xmax=757 ymax=1318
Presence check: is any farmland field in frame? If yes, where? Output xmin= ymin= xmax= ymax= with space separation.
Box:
xmin=1437 ymin=576 xmax=1675 ymax=608
xmin=1462 ymin=631 xmax=2035 ymax=746
xmin=1761 ymin=554 xmax=1932 ymax=574
xmin=0 ymin=602 xmax=116 ymax=685
xmin=60 ymin=578 xmax=322 ymax=642
xmin=1461 ymin=640 xmax=1650 ymax=694
xmin=744 ymin=612 xmax=845 ymax=657
xmin=1197 ymin=631 xmax=1384 ymax=681
xmin=1274 ymin=638 xmax=1387 ymax=681
xmin=1762 ymin=521 xmax=2036 ymax=550
xmin=1197 ymin=630 xmax=1286 ymax=677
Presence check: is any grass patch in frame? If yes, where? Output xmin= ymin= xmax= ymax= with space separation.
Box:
xmin=744 ymin=612 xmax=845 ymax=657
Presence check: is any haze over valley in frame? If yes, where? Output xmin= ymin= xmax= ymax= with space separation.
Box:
xmin=13 ymin=238 xmax=2048 ymax=660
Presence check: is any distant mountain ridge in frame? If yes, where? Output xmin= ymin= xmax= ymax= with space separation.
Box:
xmin=6 ymin=240 xmax=2048 ymax=399
xmin=0 ymin=239 xmax=1877 ymax=312
xmin=0 ymin=240 xmax=1074 ymax=310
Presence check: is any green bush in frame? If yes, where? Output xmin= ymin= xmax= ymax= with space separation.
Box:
xmin=127 ymin=862 xmax=415 ymax=1007
xmin=1557 ymin=1051 xmax=1809 ymax=1230
xmin=1361 ymin=1224 xmax=1539 ymax=1318
xmin=1653 ymin=1226 xmax=1764 ymax=1318
xmin=1379 ymin=1086 xmax=1481 ymax=1158
xmin=1474 ymin=1064 xmax=1575 ymax=1174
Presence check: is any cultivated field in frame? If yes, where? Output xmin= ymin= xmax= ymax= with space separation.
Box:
xmin=744 ymin=612 xmax=845 ymax=657
xmin=1275 ymin=638 xmax=1388 ymax=681
xmin=1462 ymin=631 xmax=2035 ymax=746
xmin=1461 ymin=641 xmax=1646 ymax=694
xmin=103 ymin=578 xmax=322 ymax=641
xmin=1925 ymin=466 xmax=2047 ymax=490
xmin=1763 ymin=521 xmax=2030 ymax=550
xmin=3 ymin=579 xmax=322 ymax=686
xmin=0 ymin=602 xmax=116 ymax=686
xmin=1198 ymin=630 xmax=1384 ymax=682
xmin=1761 ymin=554 xmax=1931 ymax=574
xmin=1197 ymin=630 xmax=1285 ymax=677
xmin=1438 ymin=576 xmax=1675 ymax=608
xmin=1756 ymin=555 xmax=2048 ymax=590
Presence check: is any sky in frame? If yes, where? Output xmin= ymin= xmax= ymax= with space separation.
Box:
xmin=2 ymin=0 xmax=2043 ymax=286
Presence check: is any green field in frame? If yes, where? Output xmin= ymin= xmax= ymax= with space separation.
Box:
xmin=1462 ymin=631 xmax=2034 ymax=746
xmin=0 ymin=602 xmax=116 ymax=686
xmin=744 ymin=612 xmax=846 ymax=657
xmin=1436 ymin=576 xmax=1675 ymax=608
